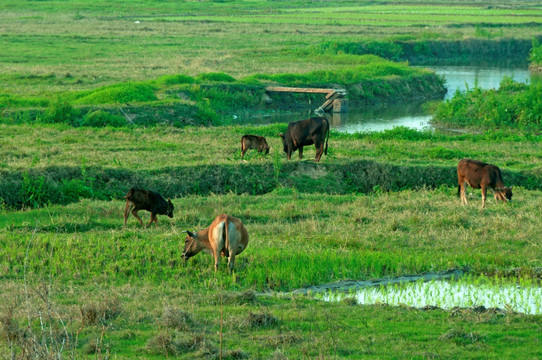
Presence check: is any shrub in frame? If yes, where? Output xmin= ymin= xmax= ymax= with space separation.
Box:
xmin=72 ymin=82 xmax=157 ymax=104
xmin=21 ymin=172 xmax=51 ymax=209
xmin=529 ymin=38 xmax=542 ymax=65
xmin=38 ymin=98 xmax=79 ymax=124
xmin=197 ymin=72 xmax=236 ymax=83
xmin=433 ymin=77 xmax=541 ymax=130
xmin=154 ymin=74 xmax=195 ymax=86
xmin=78 ymin=110 xmax=127 ymax=127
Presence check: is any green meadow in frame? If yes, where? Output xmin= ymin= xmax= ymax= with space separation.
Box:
xmin=1 ymin=0 xmax=542 ymax=358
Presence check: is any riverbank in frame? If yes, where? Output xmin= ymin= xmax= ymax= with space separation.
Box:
xmin=0 ymin=58 xmax=445 ymax=127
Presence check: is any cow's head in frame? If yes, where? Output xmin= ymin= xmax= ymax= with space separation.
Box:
xmin=166 ymin=199 xmax=174 ymax=218
xmin=181 ymin=230 xmax=200 ymax=261
xmin=279 ymin=133 xmax=287 ymax=153
xmin=502 ymin=186 xmax=513 ymax=202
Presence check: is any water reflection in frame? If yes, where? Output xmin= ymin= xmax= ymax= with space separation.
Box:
xmin=433 ymin=66 xmax=532 ymax=99
xmin=330 ymin=102 xmax=431 ymax=133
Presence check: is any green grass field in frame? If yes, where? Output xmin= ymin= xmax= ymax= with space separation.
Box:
xmin=1 ymin=0 xmax=541 ymax=96
xmin=1 ymin=0 xmax=542 ymax=358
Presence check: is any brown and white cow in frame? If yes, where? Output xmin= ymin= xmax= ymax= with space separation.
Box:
xmin=279 ymin=116 xmax=330 ymax=162
xmin=182 ymin=214 xmax=249 ymax=272
xmin=124 ymin=188 xmax=174 ymax=228
xmin=457 ymin=159 xmax=513 ymax=208
xmin=241 ymin=134 xmax=270 ymax=158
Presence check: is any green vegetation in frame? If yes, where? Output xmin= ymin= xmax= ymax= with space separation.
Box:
xmin=1 ymin=0 xmax=541 ymax=358
xmin=1 ymin=189 xmax=541 ymax=358
xmin=1 ymin=0 xmax=541 ymax=97
xmin=1 ymin=124 xmax=540 ymax=209
xmin=433 ymin=77 xmax=542 ymax=130
xmin=1 ymin=59 xmax=445 ymax=127
xmin=529 ymin=39 xmax=542 ymax=70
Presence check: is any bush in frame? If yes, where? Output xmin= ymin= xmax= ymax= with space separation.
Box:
xmin=72 ymin=82 xmax=157 ymax=104
xmin=529 ymin=39 xmax=542 ymax=65
xmin=197 ymin=72 xmax=236 ymax=83
xmin=78 ymin=110 xmax=127 ymax=127
xmin=433 ymin=77 xmax=542 ymax=130
xmin=38 ymin=98 xmax=79 ymax=124
xmin=154 ymin=74 xmax=195 ymax=86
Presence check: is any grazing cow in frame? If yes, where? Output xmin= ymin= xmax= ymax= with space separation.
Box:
xmin=182 ymin=214 xmax=249 ymax=272
xmin=457 ymin=159 xmax=513 ymax=208
xmin=123 ymin=188 xmax=174 ymax=228
xmin=241 ymin=134 xmax=270 ymax=158
xmin=279 ymin=116 xmax=330 ymax=162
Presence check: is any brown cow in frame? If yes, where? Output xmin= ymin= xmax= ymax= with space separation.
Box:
xmin=123 ymin=188 xmax=174 ymax=228
xmin=241 ymin=134 xmax=270 ymax=158
xmin=457 ymin=159 xmax=513 ymax=208
xmin=182 ymin=214 xmax=249 ymax=272
xmin=279 ymin=116 xmax=329 ymax=162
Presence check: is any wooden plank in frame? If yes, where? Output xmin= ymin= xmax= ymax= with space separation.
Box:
xmin=325 ymin=91 xmax=336 ymax=99
xmin=265 ymin=86 xmax=334 ymax=94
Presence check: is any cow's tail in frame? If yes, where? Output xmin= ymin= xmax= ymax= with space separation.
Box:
xmin=124 ymin=188 xmax=134 ymax=200
xmin=224 ymin=217 xmax=230 ymax=257
xmin=457 ymin=184 xmax=461 ymax=198
xmin=324 ymin=120 xmax=330 ymax=156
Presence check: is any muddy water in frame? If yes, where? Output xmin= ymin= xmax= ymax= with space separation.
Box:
xmin=236 ymin=66 xmax=533 ymax=133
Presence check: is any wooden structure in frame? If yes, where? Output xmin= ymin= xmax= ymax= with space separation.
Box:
xmin=265 ymin=86 xmax=348 ymax=113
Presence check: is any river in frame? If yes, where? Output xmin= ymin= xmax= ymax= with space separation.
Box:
xmin=237 ymin=66 xmax=534 ymax=133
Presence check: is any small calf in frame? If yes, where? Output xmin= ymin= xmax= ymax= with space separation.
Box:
xmin=182 ymin=214 xmax=249 ymax=272
xmin=123 ymin=188 xmax=174 ymax=228
xmin=241 ymin=135 xmax=270 ymax=158
xmin=457 ymin=159 xmax=513 ymax=208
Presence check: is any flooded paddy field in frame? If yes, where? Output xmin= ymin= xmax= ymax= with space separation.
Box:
xmin=315 ymin=273 xmax=542 ymax=315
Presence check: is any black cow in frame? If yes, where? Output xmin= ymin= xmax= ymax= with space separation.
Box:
xmin=457 ymin=159 xmax=513 ymax=208
xmin=279 ymin=116 xmax=330 ymax=162
xmin=123 ymin=188 xmax=174 ymax=228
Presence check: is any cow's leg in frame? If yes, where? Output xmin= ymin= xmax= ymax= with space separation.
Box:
xmin=213 ymin=249 xmax=221 ymax=272
xmin=146 ymin=213 xmax=156 ymax=228
xmin=481 ymin=186 xmax=487 ymax=209
xmin=131 ymin=209 xmax=144 ymax=227
xmin=124 ymin=201 xmax=133 ymax=226
xmin=298 ymin=146 xmax=304 ymax=160
xmin=314 ymin=140 xmax=324 ymax=162
xmin=494 ymin=191 xmax=508 ymax=203
xmin=459 ymin=181 xmax=468 ymax=205
xmin=241 ymin=147 xmax=246 ymax=158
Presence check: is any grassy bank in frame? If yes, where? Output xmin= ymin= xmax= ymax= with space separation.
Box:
xmin=1 ymin=124 xmax=540 ymax=209
xmin=317 ymin=38 xmax=541 ymax=66
xmin=0 ymin=59 xmax=446 ymax=127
